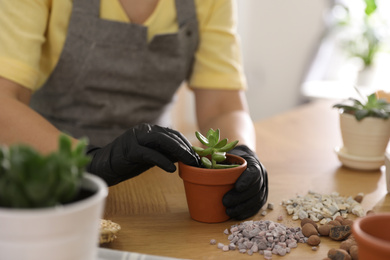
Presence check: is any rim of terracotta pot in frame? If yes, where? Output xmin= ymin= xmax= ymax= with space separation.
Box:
xmin=352 ymin=213 xmax=390 ymax=252
xmin=178 ymin=154 xmax=247 ymax=185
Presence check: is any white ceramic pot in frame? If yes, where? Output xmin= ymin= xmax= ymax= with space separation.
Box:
xmin=385 ymin=153 xmax=390 ymax=193
xmin=340 ymin=113 xmax=390 ymax=157
xmin=0 ymin=173 xmax=107 ymax=260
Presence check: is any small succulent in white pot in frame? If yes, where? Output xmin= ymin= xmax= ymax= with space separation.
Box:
xmin=333 ymin=91 xmax=390 ymax=163
xmin=0 ymin=135 xmax=108 ymax=260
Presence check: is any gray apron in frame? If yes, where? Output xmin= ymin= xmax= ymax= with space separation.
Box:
xmin=30 ymin=0 xmax=199 ymax=147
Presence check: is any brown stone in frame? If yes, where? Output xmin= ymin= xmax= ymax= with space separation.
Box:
xmin=341 ymin=219 xmax=354 ymax=227
xmin=349 ymin=245 xmax=359 ymax=260
xmin=301 ymin=218 xmax=317 ymax=229
xmin=302 ymin=223 xmax=318 ymax=237
xmin=328 ymin=220 xmax=341 ymax=226
xmin=339 ymin=239 xmax=355 ymax=252
xmin=307 ymin=235 xmax=321 ymax=246
xmin=328 ymin=248 xmax=351 ymax=260
xmin=335 ymin=216 xmax=344 ymax=223
xmin=329 ymin=225 xmax=351 ymax=241
xmin=318 ymin=224 xmax=332 ymax=236
xmin=354 ymin=195 xmax=363 ymax=203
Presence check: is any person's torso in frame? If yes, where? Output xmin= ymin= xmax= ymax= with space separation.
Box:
xmin=30 ymin=0 xmax=199 ymax=146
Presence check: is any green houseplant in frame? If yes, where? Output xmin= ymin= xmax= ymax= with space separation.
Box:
xmin=192 ymin=128 xmax=239 ymax=169
xmin=0 ymin=135 xmax=108 ymax=260
xmin=333 ymin=91 xmax=390 ymax=170
xmin=178 ymin=128 xmax=247 ymax=223
xmin=331 ymin=0 xmax=384 ymax=86
xmin=335 ymin=0 xmax=381 ymax=68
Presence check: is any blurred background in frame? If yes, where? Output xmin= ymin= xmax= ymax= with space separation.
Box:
xmin=172 ymin=0 xmax=390 ymax=139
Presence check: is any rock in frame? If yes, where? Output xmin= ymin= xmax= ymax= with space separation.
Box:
xmin=349 ymin=245 xmax=358 ymax=260
xmin=302 ymin=223 xmax=318 ymax=237
xmin=341 ymin=219 xmax=354 ymax=227
xmin=307 ymin=235 xmax=321 ymax=246
xmin=318 ymin=224 xmax=332 ymax=236
xmin=328 ymin=248 xmax=351 ymax=260
xmin=329 ymin=225 xmax=351 ymax=241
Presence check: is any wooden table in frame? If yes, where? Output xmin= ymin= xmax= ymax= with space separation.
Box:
xmin=101 ymin=100 xmax=389 ymax=259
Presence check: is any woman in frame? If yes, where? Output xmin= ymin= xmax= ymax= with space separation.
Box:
xmin=0 ymin=0 xmax=267 ymax=220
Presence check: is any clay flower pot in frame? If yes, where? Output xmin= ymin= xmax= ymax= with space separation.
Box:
xmin=352 ymin=213 xmax=390 ymax=260
xmin=178 ymin=154 xmax=247 ymax=223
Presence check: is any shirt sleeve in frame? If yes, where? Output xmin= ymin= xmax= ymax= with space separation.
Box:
xmin=189 ymin=0 xmax=247 ymax=90
xmin=0 ymin=0 xmax=49 ymax=90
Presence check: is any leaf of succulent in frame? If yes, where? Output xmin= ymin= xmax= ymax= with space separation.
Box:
xmin=355 ymin=109 xmax=369 ymax=121
xmin=206 ymin=128 xmax=215 ymax=139
xmin=208 ymin=130 xmax=219 ymax=147
xmin=217 ymin=140 xmax=239 ymax=152
xmin=192 ymin=146 xmax=213 ymax=157
xmin=195 ymin=131 xmax=209 ymax=146
xmin=212 ymin=152 xmax=226 ymax=163
xmin=201 ymin=157 xmax=213 ymax=169
xmin=213 ymin=163 xmax=241 ymax=169
xmin=214 ymin=138 xmax=228 ymax=149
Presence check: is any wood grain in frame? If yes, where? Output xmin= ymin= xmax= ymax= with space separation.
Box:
xmin=102 ymin=100 xmax=389 ymax=259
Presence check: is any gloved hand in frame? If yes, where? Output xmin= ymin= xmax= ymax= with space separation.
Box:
xmin=223 ymin=145 xmax=268 ymax=220
xmin=86 ymin=123 xmax=200 ymax=186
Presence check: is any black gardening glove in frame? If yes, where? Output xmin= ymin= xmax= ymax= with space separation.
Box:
xmin=223 ymin=145 xmax=268 ymax=220
xmin=86 ymin=123 xmax=200 ymax=186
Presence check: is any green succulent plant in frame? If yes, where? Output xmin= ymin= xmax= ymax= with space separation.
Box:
xmin=0 ymin=134 xmax=91 ymax=208
xmin=333 ymin=92 xmax=390 ymax=121
xmin=192 ymin=128 xmax=239 ymax=169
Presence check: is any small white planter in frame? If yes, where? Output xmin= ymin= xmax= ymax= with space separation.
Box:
xmin=339 ymin=113 xmax=390 ymax=157
xmin=0 ymin=173 xmax=107 ymax=260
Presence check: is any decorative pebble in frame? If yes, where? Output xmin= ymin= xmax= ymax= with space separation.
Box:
xmin=328 ymin=248 xmax=351 ymax=260
xmin=267 ymin=202 xmax=274 ymax=210
xmin=281 ymin=191 xmax=365 ymax=222
xmin=329 ymin=225 xmax=352 ymax=241
xmin=349 ymin=245 xmax=358 ymax=260
xmin=215 ymin=220 xmax=305 ymax=257
xmin=210 ymin=239 xmax=216 ymax=245
xmin=307 ymin=235 xmax=321 ymax=246
xmin=302 ymin=223 xmax=318 ymax=237
xmin=318 ymin=224 xmax=331 ymax=236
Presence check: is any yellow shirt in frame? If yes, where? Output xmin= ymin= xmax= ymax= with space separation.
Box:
xmin=0 ymin=0 xmax=246 ymax=92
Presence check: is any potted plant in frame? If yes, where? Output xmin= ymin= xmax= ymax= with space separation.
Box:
xmin=178 ymin=128 xmax=247 ymax=223
xmin=333 ymin=90 xmax=390 ymax=170
xmin=0 ymin=135 xmax=108 ymax=260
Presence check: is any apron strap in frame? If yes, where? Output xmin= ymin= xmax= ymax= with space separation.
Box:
xmin=175 ymin=0 xmax=197 ymax=27
xmin=73 ymin=0 xmax=100 ymax=16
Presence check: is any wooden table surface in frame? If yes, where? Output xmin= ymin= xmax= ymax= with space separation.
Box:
xmin=101 ymin=100 xmax=390 ymax=259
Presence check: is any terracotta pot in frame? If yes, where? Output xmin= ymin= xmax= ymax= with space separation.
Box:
xmin=178 ymin=154 xmax=247 ymax=223
xmin=339 ymin=113 xmax=390 ymax=157
xmin=352 ymin=213 xmax=390 ymax=260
